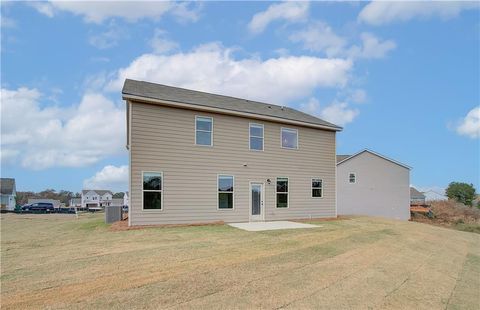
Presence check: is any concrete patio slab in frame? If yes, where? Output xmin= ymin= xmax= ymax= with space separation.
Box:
xmin=228 ymin=221 xmax=320 ymax=231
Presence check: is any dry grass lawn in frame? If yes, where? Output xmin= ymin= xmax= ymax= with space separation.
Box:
xmin=1 ymin=213 xmax=479 ymax=309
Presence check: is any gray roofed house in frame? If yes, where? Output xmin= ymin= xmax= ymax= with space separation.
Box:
xmin=81 ymin=190 xmax=113 ymax=196
xmin=336 ymin=155 xmax=351 ymax=163
xmin=410 ymin=187 xmax=426 ymax=205
xmin=123 ymin=79 xmax=340 ymax=226
xmin=122 ymin=79 xmax=342 ymax=131
xmin=0 ymin=178 xmax=17 ymax=211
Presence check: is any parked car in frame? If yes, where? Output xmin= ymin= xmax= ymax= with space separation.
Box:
xmin=22 ymin=202 xmax=54 ymax=212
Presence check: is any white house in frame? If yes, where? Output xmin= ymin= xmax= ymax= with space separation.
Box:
xmin=0 ymin=178 xmax=16 ymax=211
xmin=336 ymin=149 xmax=411 ymax=221
xmin=81 ymin=190 xmax=113 ymax=210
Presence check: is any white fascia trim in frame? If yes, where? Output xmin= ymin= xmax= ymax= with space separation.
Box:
xmin=336 ymin=149 xmax=412 ymax=170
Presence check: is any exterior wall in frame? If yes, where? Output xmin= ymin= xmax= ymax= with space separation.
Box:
xmin=129 ymin=101 xmax=337 ymax=225
xmin=337 ymin=152 xmax=410 ymax=221
xmin=410 ymin=197 xmax=426 ymax=205
xmin=0 ymin=194 xmax=16 ymax=211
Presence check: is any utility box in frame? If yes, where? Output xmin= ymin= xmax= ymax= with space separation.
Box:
xmin=105 ymin=206 xmax=122 ymax=224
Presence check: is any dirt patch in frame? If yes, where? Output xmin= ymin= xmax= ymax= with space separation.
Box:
xmin=411 ymin=200 xmax=480 ymax=233
xmin=109 ymin=220 xmax=225 ymax=231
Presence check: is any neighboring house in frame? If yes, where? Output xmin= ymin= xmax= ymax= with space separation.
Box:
xmin=336 ymin=150 xmax=411 ymax=221
xmin=81 ymin=190 xmax=113 ymax=210
xmin=0 ymin=178 xmax=16 ymax=211
xmin=122 ymin=79 xmax=341 ymax=225
xmin=27 ymin=198 xmax=62 ymax=208
xmin=70 ymin=197 xmax=82 ymax=208
xmin=424 ymin=190 xmax=447 ymax=201
xmin=410 ymin=187 xmax=426 ymax=205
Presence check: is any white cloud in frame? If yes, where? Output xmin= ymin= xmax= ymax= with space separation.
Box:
xmin=149 ymin=29 xmax=179 ymax=54
xmin=289 ymin=21 xmax=347 ymax=57
xmin=0 ymin=87 xmax=126 ymax=170
xmin=349 ymin=89 xmax=367 ymax=104
xmin=106 ymin=43 xmax=352 ymax=105
xmin=248 ymin=1 xmax=309 ymax=34
xmin=347 ymin=32 xmax=396 ymax=59
xmin=289 ymin=21 xmax=395 ymax=59
xmin=83 ymin=165 xmax=128 ymax=191
xmin=359 ymin=1 xmax=479 ymax=25
xmin=88 ymin=23 xmax=127 ymax=49
xmin=29 ymin=1 xmax=201 ymax=24
xmin=300 ymin=98 xmax=359 ymax=127
xmin=456 ymin=107 xmax=480 ymax=139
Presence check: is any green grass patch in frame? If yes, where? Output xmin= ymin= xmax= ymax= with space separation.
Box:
xmin=78 ymin=218 xmax=109 ymax=231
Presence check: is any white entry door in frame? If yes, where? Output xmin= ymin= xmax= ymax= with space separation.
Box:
xmin=250 ymin=183 xmax=264 ymax=221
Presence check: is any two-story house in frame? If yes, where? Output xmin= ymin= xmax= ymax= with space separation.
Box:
xmin=81 ymin=190 xmax=113 ymax=210
xmin=122 ymin=79 xmax=342 ymax=226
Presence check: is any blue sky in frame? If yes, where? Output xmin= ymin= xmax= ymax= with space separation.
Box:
xmin=1 ymin=1 xmax=479 ymax=194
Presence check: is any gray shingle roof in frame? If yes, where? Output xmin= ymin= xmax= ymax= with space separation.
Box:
xmin=410 ymin=187 xmax=426 ymax=199
xmin=122 ymin=79 xmax=342 ymax=131
xmin=82 ymin=190 xmax=113 ymax=196
xmin=0 ymin=178 xmax=16 ymax=195
xmin=336 ymin=155 xmax=351 ymax=163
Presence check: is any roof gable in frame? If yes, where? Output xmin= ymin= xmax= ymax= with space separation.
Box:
xmin=410 ymin=187 xmax=426 ymax=199
xmin=82 ymin=190 xmax=113 ymax=196
xmin=122 ymin=79 xmax=342 ymax=131
xmin=336 ymin=149 xmax=411 ymax=170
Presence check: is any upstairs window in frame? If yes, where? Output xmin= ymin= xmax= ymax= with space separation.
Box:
xmin=195 ymin=116 xmax=213 ymax=146
xmin=281 ymin=128 xmax=298 ymax=149
xmin=349 ymin=173 xmax=356 ymax=184
xmin=276 ymin=177 xmax=289 ymax=208
xmin=218 ymin=175 xmax=234 ymax=209
xmin=249 ymin=123 xmax=264 ymax=151
xmin=143 ymin=172 xmax=163 ymax=210
xmin=312 ymin=178 xmax=323 ymax=198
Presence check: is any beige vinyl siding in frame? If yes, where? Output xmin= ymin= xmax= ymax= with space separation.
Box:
xmin=130 ymin=101 xmax=336 ymax=225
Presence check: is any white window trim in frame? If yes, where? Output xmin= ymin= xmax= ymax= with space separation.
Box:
xmin=195 ymin=115 xmax=213 ymax=147
xmin=349 ymin=172 xmax=356 ymax=184
xmin=280 ymin=127 xmax=298 ymax=150
xmin=249 ymin=123 xmax=264 ymax=151
xmin=142 ymin=171 xmax=164 ymax=212
xmin=311 ymin=178 xmax=323 ymax=198
xmin=217 ymin=174 xmax=234 ymax=210
xmin=275 ymin=177 xmax=289 ymax=209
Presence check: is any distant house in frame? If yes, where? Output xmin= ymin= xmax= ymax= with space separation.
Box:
xmin=0 ymin=178 xmax=16 ymax=211
xmin=423 ymin=190 xmax=447 ymax=201
xmin=410 ymin=187 xmax=426 ymax=205
xmin=28 ymin=198 xmax=62 ymax=208
xmin=81 ymin=190 xmax=113 ymax=210
xmin=336 ymin=150 xmax=411 ymax=221
xmin=69 ymin=197 xmax=82 ymax=208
